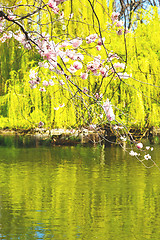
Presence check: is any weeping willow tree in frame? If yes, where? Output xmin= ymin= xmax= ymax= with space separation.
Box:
xmin=0 ymin=0 xmax=160 ymax=131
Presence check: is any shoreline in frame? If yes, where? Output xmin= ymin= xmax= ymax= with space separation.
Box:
xmin=0 ymin=126 xmax=159 ymax=146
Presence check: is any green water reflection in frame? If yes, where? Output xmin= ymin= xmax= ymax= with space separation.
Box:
xmin=0 ymin=137 xmax=160 ymax=239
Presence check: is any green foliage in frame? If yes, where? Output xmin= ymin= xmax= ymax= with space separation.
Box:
xmin=0 ymin=4 xmax=160 ymax=129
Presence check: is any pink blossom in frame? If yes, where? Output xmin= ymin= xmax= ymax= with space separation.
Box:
xmin=71 ymin=39 xmax=82 ymax=48
xmin=75 ymin=53 xmax=84 ymax=61
xmin=14 ymin=31 xmax=25 ymax=43
xmin=97 ymin=37 xmax=105 ymax=46
xmin=144 ymin=154 xmax=151 ymax=160
xmin=8 ymin=15 xmax=16 ymax=20
xmin=30 ymin=84 xmax=37 ymax=89
xmin=86 ymin=34 xmax=98 ymax=44
xmin=100 ymin=67 xmax=107 ymax=77
xmin=39 ymin=87 xmax=46 ymax=92
xmin=83 ymin=87 xmax=88 ymax=93
xmin=117 ymin=72 xmax=130 ymax=79
xmin=0 ymin=25 xmax=3 ymax=33
xmin=48 ymin=0 xmax=55 ymax=8
xmin=59 ymin=103 xmax=65 ymax=107
xmin=38 ymin=121 xmax=44 ymax=128
xmin=108 ymin=52 xmax=119 ymax=61
xmin=52 ymin=5 xmax=59 ymax=14
xmin=129 ymin=150 xmax=139 ymax=156
xmin=7 ymin=10 xmax=16 ymax=20
xmin=29 ymin=70 xmax=38 ymax=79
xmin=69 ymin=66 xmax=77 ymax=73
xmin=59 ymin=80 xmax=65 ymax=85
xmin=43 ymin=80 xmax=49 ymax=87
xmin=96 ymin=45 xmax=101 ymax=51
xmin=73 ymin=61 xmax=83 ymax=70
xmin=103 ymin=99 xmax=115 ymax=121
xmin=137 ymin=143 xmax=143 ymax=149
xmin=111 ymin=12 xmax=120 ymax=23
xmin=66 ymin=50 xmax=76 ymax=60
xmin=60 ymin=41 xmax=70 ymax=47
xmin=95 ymin=93 xmax=103 ymax=99
xmin=80 ymin=72 xmax=88 ymax=80
xmin=114 ymin=62 xmax=125 ymax=69
xmin=87 ymin=59 xmax=101 ymax=72
xmin=116 ymin=20 xmax=123 ymax=27
xmin=49 ymin=60 xmax=57 ymax=69
xmin=49 ymin=80 xmax=54 ymax=86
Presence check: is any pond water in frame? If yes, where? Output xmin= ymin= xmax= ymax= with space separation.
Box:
xmin=0 ymin=136 xmax=160 ymax=240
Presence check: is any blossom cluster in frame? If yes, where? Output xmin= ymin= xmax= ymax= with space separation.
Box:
xmin=102 ymin=99 xmax=115 ymax=121
xmin=111 ymin=12 xmax=129 ymax=35
xmin=48 ymin=0 xmax=65 ymax=14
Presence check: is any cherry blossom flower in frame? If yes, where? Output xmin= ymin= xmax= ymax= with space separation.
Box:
xmin=86 ymin=34 xmax=98 ymax=44
xmin=48 ymin=0 xmax=54 ymax=8
xmin=137 ymin=143 xmax=143 ymax=149
xmin=39 ymin=87 xmax=46 ymax=92
xmin=49 ymin=80 xmax=54 ymax=86
xmin=108 ymin=52 xmax=119 ymax=61
xmin=73 ymin=61 xmax=83 ymax=70
xmin=120 ymin=136 xmax=127 ymax=141
xmin=114 ymin=62 xmax=125 ymax=69
xmin=59 ymin=103 xmax=65 ymax=107
xmin=97 ymin=37 xmax=105 ymax=46
xmin=103 ymin=99 xmax=115 ymax=121
xmin=66 ymin=50 xmax=76 ymax=60
xmin=95 ymin=93 xmax=103 ymax=99
xmin=117 ymin=72 xmax=130 ymax=79
xmin=144 ymin=154 xmax=151 ymax=160
xmin=71 ymin=39 xmax=82 ymax=48
xmin=75 ymin=53 xmax=84 ymax=61
xmin=83 ymin=87 xmax=88 ymax=93
xmin=43 ymin=80 xmax=49 ymax=87
xmin=59 ymin=80 xmax=65 ymax=85
xmin=29 ymin=70 xmax=38 ymax=79
xmin=80 ymin=72 xmax=88 ymax=80
xmin=7 ymin=10 xmax=16 ymax=20
xmin=60 ymin=41 xmax=70 ymax=47
xmin=100 ymin=67 xmax=108 ymax=77
xmin=38 ymin=121 xmax=44 ymax=128
xmin=111 ymin=12 xmax=120 ymax=23
xmin=96 ymin=46 xmax=101 ymax=51
xmin=69 ymin=66 xmax=77 ymax=73
xmin=116 ymin=20 xmax=123 ymax=27
xmin=52 ymin=5 xmax=59 ymax=14
xmin=129 ymin=150 xmax=139 ymax=156
xmin=87 ymin=58 xmax=101 ymax=72
xmin=30 ymin=84 xmax=37 ymax=89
